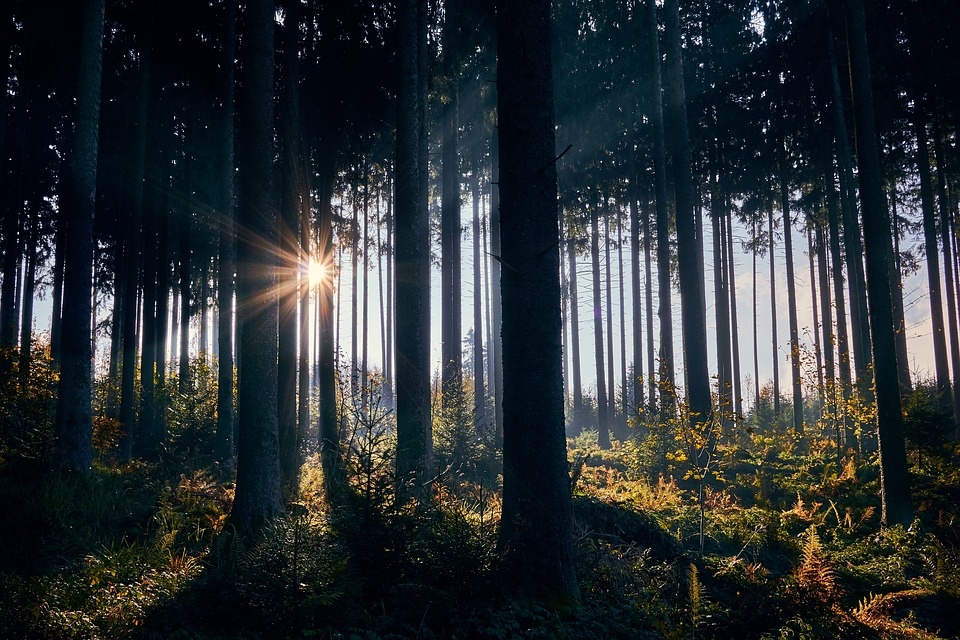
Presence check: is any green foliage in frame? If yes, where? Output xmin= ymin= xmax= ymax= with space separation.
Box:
xmin=0 ymin=342 xmax=59 ymax=472
xmin=166 ymin=357 xmax=222 ymax=469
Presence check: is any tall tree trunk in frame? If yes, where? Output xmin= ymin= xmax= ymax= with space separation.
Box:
xmin=725 ymin=204 xmax=743 ymax=418
xmin=889 ymin=190 xmax=911 ymax=391
xmin=490 ymin=132 xmax=504 ymax=442
xmin=643 ymin=182 xmax=656 ymax=410
xmin=472 ymin=174 xmax=485 ymax=422
xmin=846 ymin=0 xmax=912 ymax=526
xmin=647 ymin=0 xmax=675 ymax=405
xmin=214 ymin=0 xmax=236 ymax=469
xmin=824 ymin=150 xmax=856 ymax=450
xmin=816 ymin=219 xmax=835 ymax=399
xmin=628 ymin=151 xmax=644 ymax=417
xmin=916 ymin=109 xmax=952 ymax=413
xmin=808 ymin=227 xmax=823 ymax=398
xmin=779 ymin=143 xmax=804 ymax=437
xmin=932 ymin=116 xmax=960 ymax=432
xmin=591 ymin=208 xmax=610 ymax=448
xmin=278 ymin=0 xmax=303 ymax=500
xmin=18 ymin=210 xmax=38 ymax=388
xmin=54 ymin=0 xmax=105 ymax=473
xmin=441 ymin=0 xmax=462 ymax=400
xmin=829 ymin=28 xmax=873 ymax=403
xmin=495 ymin=0 xmax=579 ymax=605
xmin=664 ymin=0 xmax=710 ymax=428
xmin=178 ymin=198 xmax=191 ymax=388
xmin=230 ymin=0 xmax=282 ymax=534
xmin=768 ymin=203 xmax=780 ymax=417
xmin=617 ymin=214 xmax=628 ymax=434
xmin=603 ymin=211 xmax=617 ymax=432
xmin=395 ymin=0 xmax=433 ymax=503
xmin=710 ymin=147 xmax=732 ymax=423
xmin=567 ymin=237 xmax=583 ymax=432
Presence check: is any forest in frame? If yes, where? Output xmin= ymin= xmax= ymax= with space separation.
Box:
xmin=2 ymin=0 xmax=960 ymax=637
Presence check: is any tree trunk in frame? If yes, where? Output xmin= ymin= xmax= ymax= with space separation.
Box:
xmin=932 ymin=116 xmax=960 ymax=432
xmin=647 ymin=0 xmax=675 ymax=406
xmin=495 ymin=0 xmax=579 ymax=605
xmin=603 ymin=211 xmax=617 ymax=432
xmin=725 ymin=203 xmax=743 ymax=418
xmin=808 ymin=228 xmax=823 ymax=399
xmin=230 ymin=0 xmax=282 ymax=535
xmin=888 ymin=190 xmax=911 ymax=391
xmin=567 ymin=237 xmax=584 ymax=432
xmin=664 ymin=0 xmax=710 ymax=428
xmin=441 ymin=0 xmax=462 ymax=400
xmin=395 ymin=0 xmax=433 ymax=503
xmin=846 ymin=0 xmax=912 ymax=526
xmin=278 ymin=0 xmax=303 ymax=500
xmin=628 ymin=151 xmax=644 ymax=417
xmin=779 ymin=141 xmax=804 ymax=437
xmin=472 ymin=174 xmax=485 ymax=422
xmin=915 ymin=109 xmax=952 ymax=413
xmin=54 ymin=0 xmax=105 ymax=473
xmin=591 ymin=208 xmax=610 ymax=448
xmin=214 ymin=0 xmax=236 ymax=470
xmin=768 ymin=203 xmax=780 ymax=418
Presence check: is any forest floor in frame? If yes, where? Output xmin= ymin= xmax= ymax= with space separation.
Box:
xmin=3 ymin=412 xmax=960 ymax=639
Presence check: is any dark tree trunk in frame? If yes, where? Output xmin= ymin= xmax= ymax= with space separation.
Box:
xmin=725 ymin=204 xmax=743 ymax=418
xmin=779 ymin=142 xmax=804 ymax=437
xmin=18 ymin=210 xmax=38 ymax=388
xmin=846 ymin=0 xmax=912 ymax=526
xmin=647 ymin=0 xmax=675 ymax=405
xmin=915 ymin=108 xmax=952 ymax=413
xmin=472 ymin=174 xmax=485 ymax=422
xmin=603 ymin=212 xmax=617 ymax=431
xmin=888 ymin=191 xmax=911 ymax=391
xmin=441 ymin=0 xmax=462 ymax=400
xmin=395 ymin=0 xmax=433 ymax=503
xmin=567 ymin=237 xmax=583 ymax=431
xmin=230 ymin=0 xmax=282 ymax=535
xmin=808 ymin=228 xmax=823 ymax=398
xmin=768 ymin=203 xmax=780 ymax=417
xmin=664 ymin=0 xmax=710 ymax=428
xmin=490 ymin=133 xmax=503 ymax=442
xmin=816 ymin=219 xmax=835 ymax=397
xmin=829 ymin=29 xmax=873 ymax=405
xmin=591 ymin=208 xmax=610 ymax=448
xmin=495 ymin=0 xmax=579 ymax=606
xmin=628 ymin=152 xmax=644 ymax=416
xmin=214 ymin=0 xmax=237 ymax=470
xmin=54 ymin=0 xmax=105 ymax=473
xmin=825 ymin=154 xmax=855 ymax=449
xmin=278 ymin=0 xmax=304 ymax=500
xmin=932 ymin=116 xmax=960 ymax=432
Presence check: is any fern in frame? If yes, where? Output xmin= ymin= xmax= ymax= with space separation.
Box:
xmin=795 ymin=525 xmax=839 ymax=603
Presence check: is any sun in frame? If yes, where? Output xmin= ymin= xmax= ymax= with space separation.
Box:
xmin=307 ymin=258 xmax=328 ymax=288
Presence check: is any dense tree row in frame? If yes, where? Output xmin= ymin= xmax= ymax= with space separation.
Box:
xmin=1 ymin=0 xmax=959 ymax=605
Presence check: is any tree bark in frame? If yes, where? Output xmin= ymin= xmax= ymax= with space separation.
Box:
xmin=591 ymin=208 xmax=610 ymax=448
xmin=54 ymin=0 xmax=105 ymax=473
xmin=664 ymin=0 xmax=710 ymax=428
xmin=495 ymin=0 xmax=579 ymax=606
xmin=231 ymin=0 xmax=282 ymax=534
xmin=395 ymin=0 xmax=433 ymax=503
xmin=846 ymin=0 xmax=912 ymax=526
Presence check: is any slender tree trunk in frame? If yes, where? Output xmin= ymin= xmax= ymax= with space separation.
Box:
xmin=472 ymin=174 xmax=485 ymax=422
xmin=846 ymin=0 xmax=912 ymax=526
xmin=664 ymin=0 xmax=710 ymax=428
xmin=932 ymin=116 xmax=960 ymax=431
xmin=591 ymin=208 xmax=610 ymax=448
xmin=710 ymin=147 xmax=732 ymax=423
xmin=441 ymin=0 xmax=462 ymax=400
xmin=825 ymin=152 xmax=856 ymax=450
xmin=752 ymin=215 xmax=760 ymax=409
xmin=725 ymin=204 xmax=743 ymax=418
xmin=490 ymin=131 xmax=504 ymax=442
xmin=768 ymin=203 xmax=780 ymax=417
xmin=567 ymin=237 xmax=583 ymax=432
xmin=829 ymin=28 xmax=873 ymax=402
xmin=916 ymin=109 xmax=952 ymax=412
xmin=18 ymin=210 xmax=38 ymax=388
xmin=278 ymin=0 xmax=303 ymax=500
xmin=214 ymin=0 xmax=236 ymax=470
xmin=643 ymin=182 xmax=656 ymax=410
xmin=808 ymin=228 xmax=823 ymax=399
xmin=603 ymin=211 xmax=617 ymax=432
xmin=647 ymin=0 xmax=675 ymax=405
xmin=495 ymin=0 xmax=579 ymax=605
xmin=629 ymin=152 xmax=644 ymax=417
xmin=617 ymin=214 xmax=628 ymax=434
xmin=779 ymin=142 xmax=804 ymax=437
xmin=54 ymin=0 xmax=105 ymax=473
xmin=230 ymin=0 xmax=282 ymax=535
xmin=888 ymin=190 xmax=911 ymax=391
xmin=816 ymin=218 xmax=835 ymax=398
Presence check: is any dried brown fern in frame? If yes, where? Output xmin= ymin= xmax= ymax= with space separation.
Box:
xmin=795 ymin=525 xmax=840 ymax=604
